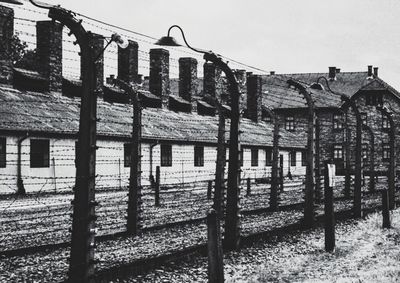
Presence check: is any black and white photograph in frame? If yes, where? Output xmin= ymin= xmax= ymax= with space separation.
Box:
xmin=0 ymin=0 xmax=400 ymax=282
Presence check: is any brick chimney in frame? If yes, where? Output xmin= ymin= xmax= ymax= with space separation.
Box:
xmin=36 ymin=21 xmax=63 ymax=92
xmin=0 ymin=6 xmax=14 ymax=84
xmin=149 ymin=48 xmax=169 ymax=108
xmin=81 ymin=33 xmax=104 ymax=97
xmin=179 ymin=57 xmax=197 ymax=111
xmin=328 ymin=66 xmax=336 ymax=80
xmin=367 ymin=65 xmax=373 ymax=77
xmin=204 ymin=62 xmax=222 ymax=99
xmin=270 ymin=71 xmax=275 ymax=75
xmin=373 ymin=67 xmax=378 ymax=77
xmin=247 ymin=74 xmax=263 ymax=122
xmin=234 ymin=69 xmax=247 ymax=110
xmin=118 ymin=40 xmax=138 ymax=84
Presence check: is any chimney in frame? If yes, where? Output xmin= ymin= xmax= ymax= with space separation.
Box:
xmin=149 ymin=48 xmax=169 ymax=108
xmin=335 ymin=68 xmax=340 ymax=73
xmin=118 ymin=40 xmax=138 ymax=84
xmin=247 ymin=74 xmax=263 ymax=122
xmin=328 ymin=66 xmax=336 ymax=80
xmin=373 ymin=67 xmax=378 ymax=77
xmin=81 ymin=33 xmax=104 ymax=97
xmin=234 ymin=69 xmax=247 ymax=110
xmin=36 ymin=21 xmax=63 ymax=92
xmin=179 ymin=57 xmax=197 ymax=112
xmin=0 ymin=6 xmax=14 ymax=84
xmin=367 ymin=65 xmax=373 ymax=77
xmin=270 ymin=71 xmax=275 ymax=75
xmin=203 ymin=62 xmax=222 ymax=101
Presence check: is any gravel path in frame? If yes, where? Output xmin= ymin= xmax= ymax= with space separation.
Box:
xmin=121 ymin=209 xmax=400 ymax=283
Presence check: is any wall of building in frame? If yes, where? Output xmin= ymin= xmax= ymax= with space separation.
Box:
xmin=0 ymin=134 xmax=306 ymax=194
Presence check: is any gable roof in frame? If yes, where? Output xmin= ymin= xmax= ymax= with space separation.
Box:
xmin=278 ymin=71 xmax=370 ymax=96
xmin=0 ymin=84 xmax=306 ymax=149
xmin=261 ymin=75 xmax=343 ymax=110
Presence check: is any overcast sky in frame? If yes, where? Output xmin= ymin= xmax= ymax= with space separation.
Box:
xmin=12 ymin=0 xmax=400 ymax=89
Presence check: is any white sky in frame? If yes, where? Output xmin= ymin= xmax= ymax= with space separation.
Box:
xmin=8 ymin=0 xmax=400 ymax=89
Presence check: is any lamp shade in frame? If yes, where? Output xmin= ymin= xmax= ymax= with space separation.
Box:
xmin=0 ymin=0 xmax=23 ymax=4
xmin=111 ymin=33 xmax=129 ymax=49
xmin=155 ymin=36 xmax=181 ymax=47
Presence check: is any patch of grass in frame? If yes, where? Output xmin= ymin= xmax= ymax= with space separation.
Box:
xmin=229 ymin=209 xmax=400 ymax=283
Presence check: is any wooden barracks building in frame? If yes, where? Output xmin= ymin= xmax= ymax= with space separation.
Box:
xmin=0 ymin=4 xmax=399 ymax=194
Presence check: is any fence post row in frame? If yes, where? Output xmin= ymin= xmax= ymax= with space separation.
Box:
xmin=324 ymin=161 xmax=335 ymax=252
xmin=315 ymin=118 xmax=321 ymax=203
xmin=344 ymin=113 xmax=352 ymax=198
xmin=246 ymin=178 xmax=251 ymax=196
xmin=113 ymin=79 xmax=143 ymax=235
xmin=207 ymin=209 xmax=224 ymax=283
xmin=287 ymin=79 xmax=316 ymax=228
xmin=362 ymin=124 xmax=375 ymax=192
xmin=381 ymin=189 xmax=391 ymax=228
xmin=47 ymin=8 xmax=100 ymax=282
xmin=377 ymin=106 xmax=396 ymax=209
xmin=202 ymin=53 xmax=242 ymax=251
xmin=155 ymin=166 xmax=160 ymax=207
xmin=262 ymin=106 xmax=280 ymax=211
xmin=341 ymin=95 xmax=363 ymax=218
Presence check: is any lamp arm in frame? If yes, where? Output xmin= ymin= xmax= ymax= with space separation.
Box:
xmin=168 ymin=25 xmax=208 ymax=54
xmin=29 ymin=0 xmax=54 ymax=9
xmin=316 ymin=76 xmax=333 ymax=93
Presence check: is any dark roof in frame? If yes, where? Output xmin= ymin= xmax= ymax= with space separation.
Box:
xmin=261 ymin=75 xmax=343 ymax=109
xmin=356 ymin=77 xmax=400 ymax=99
xmin=0 ymin=84 xmax=306 ymax=149
xmin=277 ymin=71 xmax=370 ymax=96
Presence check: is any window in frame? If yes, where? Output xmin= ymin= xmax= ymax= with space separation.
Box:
xmin=365 ymin=94 xmax=371 ymax=106
xmin=362 ymin=143 xmax=369 ymax=160
xmin=366 ymin=93 xmax=383 ymax=106
xmin=383 ymin=143 xmax=390 ymax=161
xmin=0 ymin=137 xmax=5 ymax=168
xmin=264 ymin=115 xmax=272 ymax=123
xmin=333 ymin=144 xmax=343 ymax=160
xmin=161 ymin=144 xmax=172 ymax=166
xmin=333 ymin=114 xmax=343 ymax=130
xmin=251 ymin=149 xmax=258 ymax=167
xmin=239 ymin=149 xmax=243 ymax=167
xmin=30 ymin=139 xmax=49 ymax=168
xmin=382 ymin=115 xmax=390 ymax=130
xmin=360 ymin=113 xmax=367 ymax=125
xmin=265 ymin=149 xmax=272 ymax=166
xmin=290 ymin=150 xmax=296 ymax=166
xmin=194 ymin=146 xmax=204 ymax=167
xmin=301 ymin=151 xmax=307 ymax=166
xmin=285 ymin=116 xmax=295 ymax=131
xmin=124 ymin=143 xmax=131 ymax=167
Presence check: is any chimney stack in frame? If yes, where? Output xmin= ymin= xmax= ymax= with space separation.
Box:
xmin=81 ymin=33 xmax=104 ymax=97
xmin=373 ymin=67 xmax=378 ymax=77
xmin=179 ymin=57 xmax=197 ymax=112
xmin=0 ymin=6 xmax=14 ymax=84
xmin=36 ymin=21 xmax=63 ymax=92
xmin=149 ymin=48 xmax=170 ymax=108
xmin=328 ymin=66 xmax=336 ymax=80
xmin=247 ymin=74 xmax=263 ymax=123
xmin=367 ymin=65 xmax=373 ymax=77
xmin=203 ymin=62 xmax=222 ymax=101
xmin=270 ymin=71 xmax=275 ymax=75
xmin=335 ymin=68 xmax=340 ymax=73
xmin=234 ymin=69 xmax=247 ymax=110
xmin=118 ymin=40 xmax=138 ymax=84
